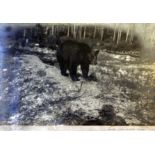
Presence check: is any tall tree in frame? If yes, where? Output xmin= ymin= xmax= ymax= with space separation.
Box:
xmin=100 ymin=28 xmax=104 ymax=41
xmin=73 ymin=24 xmax=76 ymax=38
xmin=93 ymin=26 xmax=96 ymax=39
xmin=126 ymin=28 xmax=130 ymax=42
xmin=51 ymin=24 xmax=54 ymax=35
xmin=113 ymin=25 xmax=116 ymax=42
xmin=117 ymin=29 xmax=122 ymax=44
xmin=23 ymin=29 xmax=26 ymax=38
xmin=78 ymin=26 xmax=82 ymax=39
xmin=67 ymin=25 xmax=70 ymax=37
xmin=83 ymin=26 xmax=86 ymax=39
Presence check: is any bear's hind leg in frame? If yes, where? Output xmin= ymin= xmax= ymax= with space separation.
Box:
xmin=57 ymin=54 xmax=68 ymax=76
xmin=69 ymin=64 xmax=79 ymax=81
xmin=60 ymin=63 xmax=68 ymax=76
xmin=81 ymin=64 xmax=89 ymax=79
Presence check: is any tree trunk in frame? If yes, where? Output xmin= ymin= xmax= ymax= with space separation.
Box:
xmin=83 ymin=26 xmax=86 ymax=39
xmin=130 ymin=33 xmax=133 ymax=44
xmin=93 ymin=26 xmax=96 ymax=39
xmin=125 ymin=28 xmax=129 ymax=42
xmin=117 ymin=30 xmax=122 ymax=44
xmin=113 ymin=26 xmax=116 ymax=41
xmin=51 ymin=25 xmax=54 ymax=35
xmin=100 ymin=28 xmax=104 ymax=41
xmin=119 ymin=30 xmax=122 ymax=41
xmin=23 ymin=29 xmax=26 ymax=38
xmin=78 ymin=26 xmax=82 ymax=39
xmin=73 ymin=24 xmax=76 ymax=39
xmin=67 ymin=25 xmax=70 ymax=37
xmin=129 ymin=24 xmax=135 ymax=44
xmin=45 ymin=26 xmax=48 ymax=35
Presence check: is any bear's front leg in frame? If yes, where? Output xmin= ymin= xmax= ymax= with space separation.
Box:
xmin=81 ymin=64 xmax=89 ymax=79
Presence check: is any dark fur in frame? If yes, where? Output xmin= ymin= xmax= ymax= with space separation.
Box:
xmin=56 ymin=40 xmax=99 ymax=81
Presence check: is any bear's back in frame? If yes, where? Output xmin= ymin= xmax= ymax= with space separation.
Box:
xmin=60 ymin=40 xmax=91 ymax=63
xmin=61 ymin=40 xmax=91 ymax=55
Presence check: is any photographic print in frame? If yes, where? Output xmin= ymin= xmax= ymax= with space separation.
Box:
xmin=0 ymin=23 xmax=155 ymax=127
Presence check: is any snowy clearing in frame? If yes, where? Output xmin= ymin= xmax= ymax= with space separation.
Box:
xmin=0 ymin=46 xmax=155 ymax=125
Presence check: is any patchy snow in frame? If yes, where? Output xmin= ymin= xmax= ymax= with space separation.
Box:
xmin=15 ymin=54 xmax=103 ymax=125
xmin=1 ymin=46 xmax=155 ymax=125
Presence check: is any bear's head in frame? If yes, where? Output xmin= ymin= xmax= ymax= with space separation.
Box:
xmin=88 ymin=49 xmax=100 ymax=65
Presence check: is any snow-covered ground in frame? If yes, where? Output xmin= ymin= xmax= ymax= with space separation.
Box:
xmin=1 ymin=46 xmax=155 ymax=125
xmin=8 ymin=54 xmax=103 ymax=125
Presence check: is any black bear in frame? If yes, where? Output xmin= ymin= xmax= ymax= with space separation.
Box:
xmin=56 ymin=40 xmax=99 ymax=81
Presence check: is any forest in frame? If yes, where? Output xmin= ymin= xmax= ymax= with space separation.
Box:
xmin=9 ymin=23 xmax=141 ymax=53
